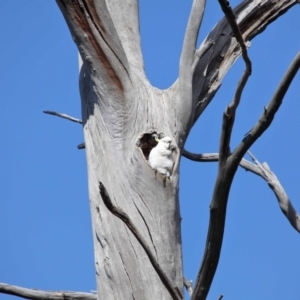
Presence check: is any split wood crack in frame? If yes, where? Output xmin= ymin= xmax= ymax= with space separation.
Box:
xmin=99 ymin=182 xmax=183 ymax=300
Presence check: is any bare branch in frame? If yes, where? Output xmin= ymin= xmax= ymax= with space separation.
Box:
xmin=219 ymin=66 xmax=251 ymax=162
xmin=182 ymin=149 xmax=218 ymax=162
xmin=0 ymin=283 xmax=96 ymax=300
xmin=182 ymin=149 xmax=261 ymax=176
xmin=43 ymin=110 xmax=82 ymax=124
xmin=183 ymin=149 xmax=300 ymax=233
xmin=232 ymin=51 xmax=300 ymax=162
xmin=191 ymin=168 xmax=235 ymax=299
xmin=192 ymin=16 xmax=299 ymax=300
xmin=192 ymin=4 xmax=254 ymax=295
xmin=177 ymin=0 xmax=206 ymax=135
xmin=183 ymin=277 xmax=193 ymax=297
xmin=218 ymin=0 xmax=251 ymax=70
xmin=180 ymin=0 xmax=206 ymax=71
xmin=248 ymin=151 xmax=300 ymax=233
xmin=217 ymin=0 xmax=252 ymax=163
xmin=98 ymin=182 xmax=183 ymax=300
xmin=218 ymin=295 xmax=224 ymax=300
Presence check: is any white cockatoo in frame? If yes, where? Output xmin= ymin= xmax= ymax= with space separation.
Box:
xmin=149 ymin=136 xmax=174 ymax=178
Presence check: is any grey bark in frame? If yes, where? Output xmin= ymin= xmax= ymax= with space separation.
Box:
xmin=56 ymin=2 xmax=184 ymax=299
xmin=247 ymin=152 xmax=300 ymax=233
xmin=0 ymin=1 xmax=298 ymax=300
xmin=50 ymin=1 xmax=298 ymax=300
xmin=0 ymin=283 xmax=96 ymax=300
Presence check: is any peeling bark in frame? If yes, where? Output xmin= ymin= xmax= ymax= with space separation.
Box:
xmin=188 ymin=0 xmax=298 ymax=122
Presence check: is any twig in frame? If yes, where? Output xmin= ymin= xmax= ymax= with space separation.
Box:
xmin=218 ymin=295 xmax=224 ymax=300
xmin=0 ymin=283 xmax=96 ymax=300
xmin=232 ymin=51 xmax=300 ymax=162
xmin=183 ymin=277 xmax=193 ymax=297
xmin=78 ymin=143 xmax=85 ymax=149
xmin=98 ymin=182 xmax=183 ymax=300
xmin=43 ymin=110 xmax=83 ymax=124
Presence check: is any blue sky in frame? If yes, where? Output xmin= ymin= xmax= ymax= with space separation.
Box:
xmin=1 ymin=1 xmax=300 ymax=299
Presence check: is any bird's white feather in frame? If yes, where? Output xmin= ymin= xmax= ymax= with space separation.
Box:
xmin=149 ymin=136 xmax=174 ymax=178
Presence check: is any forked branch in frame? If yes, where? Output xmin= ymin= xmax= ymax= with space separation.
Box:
xmin=98 ymin=182 xmax=183 ymax=300
xmin=0 ymin=283 xmax=96 ymax=300
xmin=191 ymin=3 xmax=300 ymax=300
xmin=191 ymin=49 xmax=300 ymax=296
xmin=247 ymin=151 xmax=300 ymax=233
xmin=192 ymin=1 xmax=253 ymax=296
xmin=183 ymin=149 xmax=300 ymax=233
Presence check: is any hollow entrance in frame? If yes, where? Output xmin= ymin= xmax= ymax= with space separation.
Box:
xmin=136 ymin=131 xmax=165 ymax=160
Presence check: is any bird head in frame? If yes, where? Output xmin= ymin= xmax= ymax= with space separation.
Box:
xmin=154 ymin=135 xmax=160 ymax=143
xmin=159 ymin=136 xmax=172 ymax=149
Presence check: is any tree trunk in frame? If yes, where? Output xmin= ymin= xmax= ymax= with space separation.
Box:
xmin=55 ymin=0 xmax=298 ymax=299
xmin=80 ymin=61 xmax=183 ymax=299
xmin=56 ymin=2 xmax=186 ymax=299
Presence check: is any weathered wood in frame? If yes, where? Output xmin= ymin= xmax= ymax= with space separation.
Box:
xmin=247 ymin=151 xmax=300 ymax=233
xmin=57 ymin=2 xmax=184 ymax=298
xmin=78 ymin=61 xmax=183 ymax=299
xmin=99 ymin=182 xmax=183 ymax=300
xmin=189 ymin=0 xmax=298 ymax=123
xmin=43 ymin=110 xmax=83 ymax=124
xmin=0 ymin=1 xmax=298 ymax=300
xmin=0 ymin=283 xmax=97 ymax=300
xmin=53 ymin=1 xmax=299 ymax=300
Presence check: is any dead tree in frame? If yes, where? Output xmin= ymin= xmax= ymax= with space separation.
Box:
xmin=1 ymin=0 xmax=299 ymax=299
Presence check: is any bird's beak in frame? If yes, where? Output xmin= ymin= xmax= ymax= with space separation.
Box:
xmin=155 ymin=136 xmax=160 ymax=142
